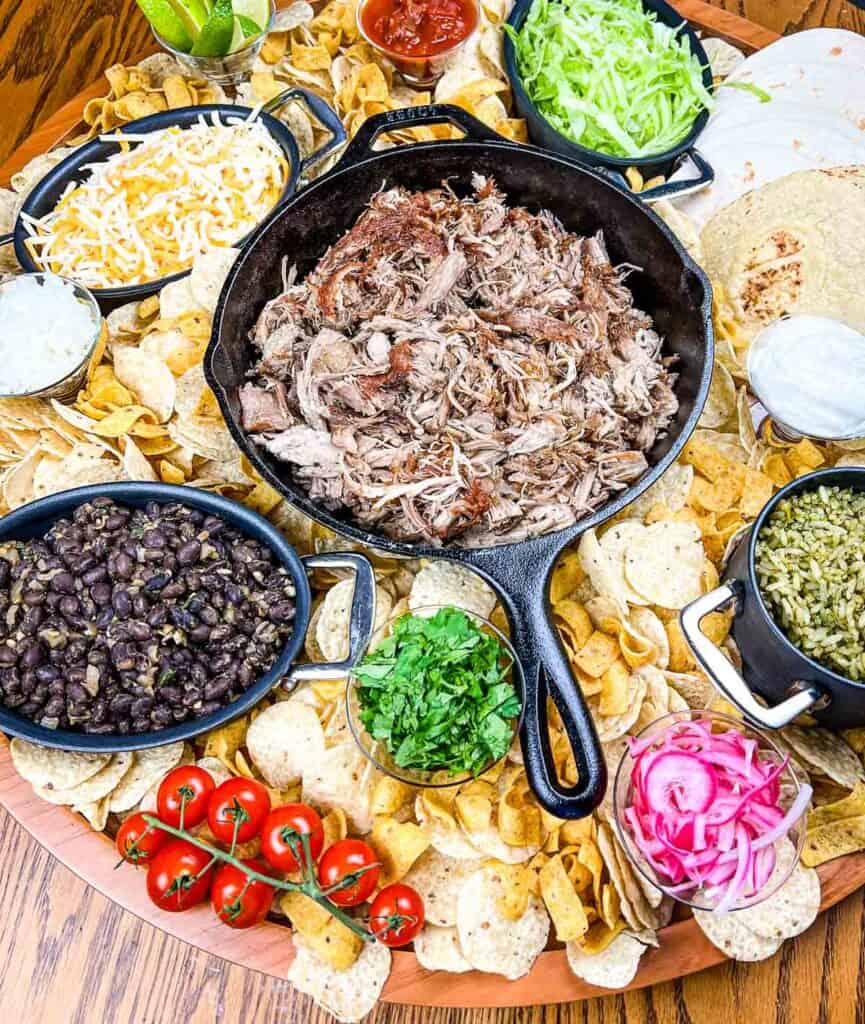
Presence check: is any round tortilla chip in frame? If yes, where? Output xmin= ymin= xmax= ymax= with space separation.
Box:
xmin=693 ymin=908 xmax=785 ymax=962
xmin=700 ymin=364 xmax=737 ymax=429
xmin=195 ymin=756 xmax=233 ymax=787
xmin=566 ymin=931 xmax=646 ymax=989
xmin=589 ymin=669 xmax=649 ymax=743
xmin=625 ymin=463 xmax=694 ymax=520
xmin=317 ymin=578 xmax=393 ymax=661
xmin=287 ymin=934 xmax=391 ymax=1023
xmin=10 ymin=739 xmax=109 ymax=790
xmin=578 ymin=529 xmax=629 ymax=617
xmin=408 ymin=561 xmax=497 ymax=620
xmin=189 ymin=248 xmax=239 ymax=313
xmin=302 ymin=741 xmax=373 ymax=834
xmin=599 ymin=520 xmax=650 ymax=605
xmin=34 ymin=752 xmax=133 ymax=806
xmin=781 ymin=725 xmax=865 ymax=789
xmin=108 ymin=741 xmax=185 ymax=812
xmin=415 ymin=797 xmax=484 ymax=861
xmin=414 ymin=924 xmax=472 ymax=973
xmin=628 ymin=607 xmax=670 ymax=669
xmin=403 ymin=849 xmax=478 ymax=927
xmin=623 ymin=521 xmax=704 ymax=609
xmin=247 ymin=701 xmax=326 ymax=789
xmin=456 ymin=866 xmax=550 ymax=980
xmin=462 ymin=822 xmax=538 ymax=863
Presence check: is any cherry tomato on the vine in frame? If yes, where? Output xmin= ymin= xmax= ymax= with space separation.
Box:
xmin=115 ymin=812 xmax=167 ymax=866
xmin=207 ymin=777 xmax=272 ymax=846
xmin=317 ymin=839 xmax=380 ymax=907
xmin=368 ymin=884 xmax=425 ymax=947
xmin=156 ymin=765 xmax=214 ymax=829
xmin=210 ymin=859 xmax=275 ymax=929
xmin=260 ymin=803 xmax=324 ymax=873
xmin=146 ymin=839 xmax=214 ymax=912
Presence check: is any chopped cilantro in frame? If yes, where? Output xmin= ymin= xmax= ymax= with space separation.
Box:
xmin=353 ymin=606 xmax=521 ymax=777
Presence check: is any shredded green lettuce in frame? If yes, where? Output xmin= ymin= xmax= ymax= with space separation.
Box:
xmin=506 ymin=0 xmax=713 ymax=159
xmin=719 ymin=80 xmax=771 ymax=103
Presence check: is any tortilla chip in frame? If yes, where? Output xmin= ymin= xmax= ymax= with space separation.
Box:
xmin=370 ymin=816 xmax=429 ymax=886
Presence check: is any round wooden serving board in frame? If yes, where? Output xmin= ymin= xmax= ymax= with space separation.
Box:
xmin=0 ymin=0 xmax=860 ymax=1008
xmin=2 ymin=737 xmax=865 ymax=1006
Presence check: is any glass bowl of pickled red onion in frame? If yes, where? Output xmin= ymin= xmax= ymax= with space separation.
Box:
xmin=612 ymin=710 xmax=812 ymax=913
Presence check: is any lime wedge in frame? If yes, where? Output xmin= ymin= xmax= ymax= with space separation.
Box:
xmin=136 ymin=0 xmax=194 ymax=50
xmin=166 ymin=0 xmax=210 ymax=40
xmin=229 ymin=13 xmax=263 ymax=50
xmin=190 ymin=0 xmax=236 ymax=55
xmin=232 ymin=0 xmax=271 ymax=36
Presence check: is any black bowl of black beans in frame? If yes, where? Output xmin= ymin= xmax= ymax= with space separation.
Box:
xmin=0 ymin=483 xmax=375 ymax=752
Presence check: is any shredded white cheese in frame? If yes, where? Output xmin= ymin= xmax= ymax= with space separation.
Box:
xmin=0 ymin=274 xmax=99 ymax=394
xmin=23 ymin=112 xmax=288 ymax=288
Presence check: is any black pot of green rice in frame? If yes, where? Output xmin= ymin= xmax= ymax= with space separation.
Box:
xmin=719 ymin=467 xmax=865 ymax=729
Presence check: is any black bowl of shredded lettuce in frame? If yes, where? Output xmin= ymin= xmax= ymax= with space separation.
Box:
xmin=504 ymin=0 xmax=713 ymax=173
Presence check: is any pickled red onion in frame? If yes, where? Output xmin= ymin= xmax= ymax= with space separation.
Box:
xmin=621 ymin=718 xmax=812 ymax=912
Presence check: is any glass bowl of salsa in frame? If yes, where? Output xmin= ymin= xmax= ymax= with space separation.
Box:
xmin=357 ymin=0 xmax=480 ymax=85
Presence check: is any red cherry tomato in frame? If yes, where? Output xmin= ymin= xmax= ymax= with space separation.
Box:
xmin=369 ymin=884 xmax=425 ymax=946
xmin=207 ymin=777 xmax=271 ymax=845
xmin=115 ymin=812 xmax=167 ymax=866
xmin=156 ymin=765 xmax=215 ymax=829
xmin=146 ymin=839 xmax=214 ymax=912
xmin=317 ymin=839 xmax=380 ymax=907
xmin=260 ymin=804 xmax=324 ymax=873
xmin=210 ymin=859 xmax=275 ymax=929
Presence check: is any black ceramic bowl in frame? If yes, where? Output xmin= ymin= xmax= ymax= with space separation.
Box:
xmin=504 ymin=0 xmax=714 ymax=192
xmin=1 ymin=91 xmax=345 ymax=312
xmin=0 ymin=483 xmax=374 ymax=753
xmin=681 ymin=467 xmax=865 ymax=731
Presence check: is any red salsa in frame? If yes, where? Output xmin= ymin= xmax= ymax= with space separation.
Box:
xmin=360 ymin=0 xmax=478 ymax=58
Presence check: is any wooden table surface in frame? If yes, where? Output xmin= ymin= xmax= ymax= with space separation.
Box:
xmin=2 ymin=1 xmax=865 ymax=1021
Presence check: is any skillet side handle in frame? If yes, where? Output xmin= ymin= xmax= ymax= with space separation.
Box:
xmin=262 ymin=87 xmax=347 ymax=177
xmin=506 ymin=582 xmax=606 ymax=819
xmin=680 ymin=582 xmax=827 ymax=728
xmin=636 ymin=149 xmax=714 ymax=203
xmin=284 ymin=553 xmax=376 ymax=687
xmin=336 ymin=104 xmax=502 ymax=170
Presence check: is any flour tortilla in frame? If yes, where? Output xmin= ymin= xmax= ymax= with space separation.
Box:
xmin=724 ymin=28 xmax=865 ymax=75
xmin=699 ymin=167 xmax=865 ymax=341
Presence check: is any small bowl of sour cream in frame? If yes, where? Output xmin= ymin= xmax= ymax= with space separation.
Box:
xmin=0 ymin=273 xmax=103 ymax=402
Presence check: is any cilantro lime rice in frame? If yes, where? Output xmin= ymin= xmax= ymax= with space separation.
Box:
xmin=353 ymin=607 xmax=521 ymax=776
xmin=506 ymin=0 xmax=712 ymax=159
xmin=756 ymin=485 xmax=865 ymax=681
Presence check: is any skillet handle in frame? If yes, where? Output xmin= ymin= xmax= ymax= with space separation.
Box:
xmin=262 ymin=87 xmax=347 ymax=176
xmin=284 ymin=552 xmax=376 ymax=686
xmin=636 ymin=149 xmax=714 ymax=203
xmin=485 ymin=557 xmax=605 ymax=819
xmin=336 ymin=104 xmax=502 ymax=170
xmin=0 ymin=232 xmax=13 ymax=247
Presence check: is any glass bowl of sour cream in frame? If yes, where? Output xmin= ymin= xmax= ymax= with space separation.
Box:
xmin=0 ymin=273 xmax=104 ymax=402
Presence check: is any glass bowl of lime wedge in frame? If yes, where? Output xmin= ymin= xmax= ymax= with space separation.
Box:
xmin=142 ymin=0 xmax=275 ymax=84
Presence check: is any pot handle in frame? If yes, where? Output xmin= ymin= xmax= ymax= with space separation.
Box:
xmin=335 ymin=104 xmax=503 ymax=170
xmin=679 ymin=582 xmax=827 ymax=729
xmin=632 ymin=149 xmax=714 ymax=203
xmin=262 ymin=87 xmax=347 ymax=176
xmin=283 ymin=552 xmax=376 ymax=687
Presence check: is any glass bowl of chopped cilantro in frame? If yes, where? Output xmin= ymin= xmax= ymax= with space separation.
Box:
xmin=347 ymin=605 xmax=524 ymax=786
xmin=504 ymin=0 xmax=713 ymax=172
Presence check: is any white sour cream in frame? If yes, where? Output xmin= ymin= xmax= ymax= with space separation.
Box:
xmin=747 ymin=315 xmax=865 ymax=440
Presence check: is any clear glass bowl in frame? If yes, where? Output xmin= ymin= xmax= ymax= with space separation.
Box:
xmin=612 ymin=709 xmax=807 ymax=913
xmin=153 ymin=0 xmax=275 ymax=86
xmin=346 ymin=604 xmax=524 ymax=787
xmin=0 ymin=273 xmax=103 ymax=402
xmin=355 ymin=0 xmax=480 ymax=86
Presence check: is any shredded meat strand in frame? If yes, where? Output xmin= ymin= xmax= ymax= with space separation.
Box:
xmin=241 ymin=176 xmax=679 ymax=546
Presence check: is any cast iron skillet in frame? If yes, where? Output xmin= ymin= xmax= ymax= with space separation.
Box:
xmin=504 ymin=0 xmax=715 ymax=202
xmin=0 ymin=483 xmax=375 ymax=753
xmin=205 ymin=104 xmax=714 ymax=819
xmin=0 ymin=89 xmax=346 ymax=311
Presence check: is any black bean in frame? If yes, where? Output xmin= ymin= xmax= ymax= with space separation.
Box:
xmin=95 ymin=608 xmax=114 ymax=629
xmin=20 ymin=644 xmax=44 ymax=669
xmin=143 ymin=572 xmax=171 ymax=593
xmin=59 ymin=596 xmax=80 ymax=619
xmin=23 ymin=587 xmax=46 ymax=607
xmin=189 ymin=625 xmax=211 ymax=644
xmin=44 ymin=696 xmax=65 ymax=718
xmin=51 ymin=572 xmax=75 ymax=594
xmin=0 ymin=646 xmax=17 ymax=667
xmin=177 ymin=540 xmax=201 ymax=565
xmin=132 ymin=594 xmax=150 ymax=617
xmin=82 ymin=565 xmax=107 ymax=586
xmin=113 ymin=553 xmax=133 ymax=580
xmin=35 ymin=664 xmax=58 ymax=683
xmin=0 ymin=561 xmax=9 ymax=587
xmin=112 ymin=589 xmax=132 ymax=618
xmin=91 ymin=582 xmax=112 ymax=605
xmin=109 ymin=693 xmax=134 ymax=715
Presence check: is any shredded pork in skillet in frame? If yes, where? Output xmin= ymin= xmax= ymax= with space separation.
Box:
xmin=241 ymin=175 xmax=679 ymax=546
